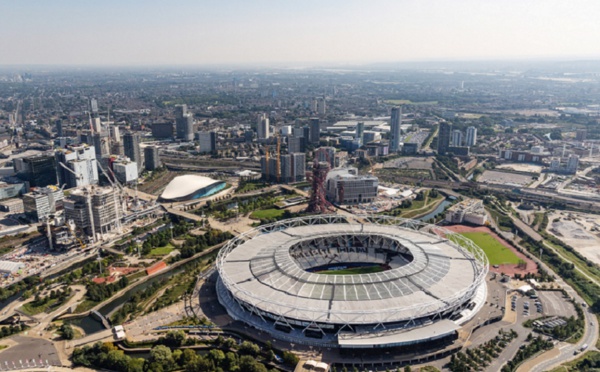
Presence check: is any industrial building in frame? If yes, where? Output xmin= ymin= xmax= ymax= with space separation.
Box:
xmin=326 ymin=168 xmax=378 ymax=205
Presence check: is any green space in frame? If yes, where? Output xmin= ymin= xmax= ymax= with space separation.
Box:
xmin=250 ymin=208 xmax=285 ymax=220
xmin=376 ymin=168 xmax=433 ymax=181
xmin=550 ymin=351 xmax=600 ymax=372
xmin=147 ymin=244 xmax=174 ymax=257
xmin=457 ymin=232 xmax=521 ymax=265
xmin=21 ymin=298 xmax=61 ymax=315
xmin=0 ymin=345 xmax=7 ymax=351
xmin=316 ymin=266 xmax=385 ymax=275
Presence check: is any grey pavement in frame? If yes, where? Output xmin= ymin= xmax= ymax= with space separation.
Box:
xmin=0 ymin=336 xmax=61 ymax=369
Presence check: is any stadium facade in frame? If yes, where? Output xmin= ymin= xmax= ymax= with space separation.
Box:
xmin=217 ymin=215 xmax=488 ymax=349
xmin=159 ymin=174 xmax=226 ymax=202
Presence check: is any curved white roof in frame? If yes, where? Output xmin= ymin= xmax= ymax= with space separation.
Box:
xmin=218 ymin=215 xmax=488 ymax=325
xmin=160 ymin=174 xmax=221 ymax=200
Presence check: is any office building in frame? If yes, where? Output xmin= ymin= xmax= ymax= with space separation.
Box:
xmin=567 ymin=154 xmax=579 ymax=174
xmin=152 ymin=122 xmax=174 ymax=138
xmin=452 ymin=130 xmax=463 ymax=147
xmin=390 ymin=107 xmax=402 ymax=152
xmin=326 ymin=168 xmax=378 ymax=205
xmin=14 ymin=154 xmax=58 ymax=188
xmin=55 ymin=119 xmax=63 ymax=137
xmin=197 ymin=131 xmax=217 ymax=153
xmin=309 ymin=118 xmax=321 ymax=145
xmin=175 ymin=105 xmax=194 ymax=141
xmin=445 ymin=198 xmax=487 ymax=225
xmin=466 ymin=126 xmax=477 ymax=147
xmin=287 ymin=135 xmax=305 ymax=153
xmin=56 ymin=145 xmax=99 ymax=188
xmin=64 ymin=186 xmax=117 ymax=237
xmin=144 ymin=146 xmax=161 ymax=171
xmin=23 ymin=186 xmax=64 ymax=221
xmin=317 ymin=97 xmax=326 ymax=115
xmin=113 ymin=159 xmax=139 ymax=184
xmin=257 ymin=113 xmax=270 ymax=139
xmin=355 ymin=122 xmax=365 ymax=145
xmin=281 ymin=125 xmax=292 ymax=136
xmin=437 ymin=122 xmax=452 ymax=154
xmin=123 ymin=132 xmax=142 ymax=173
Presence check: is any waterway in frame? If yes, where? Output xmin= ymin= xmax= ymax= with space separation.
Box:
xmin=66 ymin=252 xmax=213 ymax=335
xmin=418 ymin=198 xmax=454 ymax=222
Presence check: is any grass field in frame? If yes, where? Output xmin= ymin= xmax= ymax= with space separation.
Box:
xmin=148 ymin=244 xmax=174 ymax=256
xmin=250 ymin=208 xmax=285 ymax=220
xmin=457 ymin=232 xmax=521 ymax=265
xmin=317 ymin=266 xmax=385 ymax=275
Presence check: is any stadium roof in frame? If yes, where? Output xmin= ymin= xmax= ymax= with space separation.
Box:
xmin=218 ymin=218 xmax=487 ymax=325
xmin=160 ymin=175 xmax=223 ymax=201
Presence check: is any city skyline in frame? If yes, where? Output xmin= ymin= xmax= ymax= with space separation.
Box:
xmin=2 ymin=0 xmax=600 ymax=66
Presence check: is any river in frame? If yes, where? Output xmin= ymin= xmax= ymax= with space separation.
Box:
xmin=418 ymin=198 xmax=454 ymax=222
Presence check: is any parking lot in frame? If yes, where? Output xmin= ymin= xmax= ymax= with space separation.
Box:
xmin=537 ymin=291 xmax=577 ymax=318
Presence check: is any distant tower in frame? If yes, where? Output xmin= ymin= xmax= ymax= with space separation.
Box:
xmin=144 ymin=146 xmax=161 ymax=171
xmin=466 ymin=126 xmax=477 ymax=147
xmin=257 ymin=114 xmax=270 ymax=139
xmin=90 ymin=98 xmax=99 ymax=114
xmin=437 ymin=122 xmax=452 ymax=154
xmin=390 ymin=107 xmax=402 ymax=152
xmin=123 ymin=132 xmax=142 ymax=173
xmin=309 ymin=118 xmax=320 ymax=145
xmin=55 ymin=119 xmax=63 ymax=137
xmin=175 ymin=105 xmax=194 ymax=141
xmin=356 ymin=122 xmax=365 ymax=145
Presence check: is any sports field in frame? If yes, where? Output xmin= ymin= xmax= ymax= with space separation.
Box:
xmin=317 ymin=266 xmax=385 ymax=275
xmin=458 ymin=232 xmax=521 ymax=265
xmin=250 ymin=208 xmax=285 ymax=220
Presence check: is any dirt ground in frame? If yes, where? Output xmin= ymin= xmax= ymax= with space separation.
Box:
xmin=445 ymin=225 xmax=538 ymax=276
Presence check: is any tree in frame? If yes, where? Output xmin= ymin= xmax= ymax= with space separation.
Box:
xmin=238 ymin=341 xmax=260 ymax=356
xmin=164 ymin=330 xmax=186 ymax=347
xmin=208 ymin=349 xmax=225 ymax=367
xmin=150 ymin=345 xmax=174 ymax=369
xmin=404 ymin=366 xmax=412 ymax=372
xmin=61 ymin=323 xmax=75 ymax=340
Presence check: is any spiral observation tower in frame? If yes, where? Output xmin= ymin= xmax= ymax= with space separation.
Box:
xmin=216 ymin=215 xmax=488 ymax=349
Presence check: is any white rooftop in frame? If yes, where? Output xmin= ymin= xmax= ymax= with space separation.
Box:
xmin=161 ymin=174 xmax=222 ymax=200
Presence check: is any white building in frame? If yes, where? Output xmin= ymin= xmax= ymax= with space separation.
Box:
xmin=452 ymin=130 xmax=463 ymax=147
xmin=326 ymin=168 xmax=378 ymax=205
xmin=445 ymin=198 xmax=487 ymax=225
xmin=113 ymin=160 xmax=139 ymax=184
xmin=197 ymin=131 xmax=217 ymax=153
xmin=56 ymin=145 xmax=99 ymax=188
xmin=466 ymin=126 xmax=477 ymax=147
xmin=257 ymin=114 xmax=270 ymax=139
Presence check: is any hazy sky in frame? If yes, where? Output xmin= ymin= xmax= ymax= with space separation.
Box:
xmin=2 ymin=0 xmax=600 ymax=66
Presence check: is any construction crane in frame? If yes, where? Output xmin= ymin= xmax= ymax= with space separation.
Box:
xmin=59 ymin=162 xmax=96 ymax=243
xmin=96 ymin=162 xmax=123 ymax=234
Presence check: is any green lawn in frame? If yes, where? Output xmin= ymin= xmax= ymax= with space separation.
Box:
xmin=317 ymin=266 xmax=385 ymax=275
xmin=148 ymin=244 xmax=174 ymax=256
xmin=250 ymin=208 xmax=285 ymax=220
xmin=457 ymin=232 xmax=521 ymax=265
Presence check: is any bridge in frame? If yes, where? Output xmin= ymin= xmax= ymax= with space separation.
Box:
xmin=90 ymin=310 xmax=111 ymax=329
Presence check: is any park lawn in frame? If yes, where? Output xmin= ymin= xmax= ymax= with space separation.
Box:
xmin=148 ymin=244 xmax=174 ymax=256
xmin=317 ymin=266 xmax=385 ymax=275
xmin=250 ymin=208 xmax=285 ymax=220
xmin=458 ymin=232 xmax=521 ymax=265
